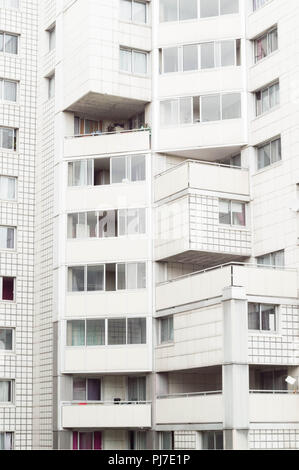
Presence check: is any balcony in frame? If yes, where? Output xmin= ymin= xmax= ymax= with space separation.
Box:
xmin=62 ymin=402 xmax=152 ymax=429
xmin=155 ymin=160 xmax=249 ymax=203
xmin=156 ymin=392 xmax=223 ymax=425
xmin=156 ymin=264 xmax=298 ymax=312
xmin=64 ymin=129 xmax=151 ymax=158
xmin=249 ymin=391 xmax=299 ymax=423
xmin=63 ymin=345 xmax=151 ymax=374
xmin=155 ymin=163 xmax=251 ymax=265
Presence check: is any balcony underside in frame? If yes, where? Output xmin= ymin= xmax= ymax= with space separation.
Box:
xmin=65 ymin=91 xmax=148 ymax=121
xmin=160 ymin=144 xmax=244 ymax=161
xmin=156 ymin=249 xmax=249 ymax=268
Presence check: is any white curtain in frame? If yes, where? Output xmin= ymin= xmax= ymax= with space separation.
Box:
xmin=4 ymin=81 xmax=17 ymax=102
xmin=0 ymin=381 xmax=10 ymax=402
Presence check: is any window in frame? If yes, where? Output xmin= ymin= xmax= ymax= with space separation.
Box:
xmin=128 ymin=377 xmax=146 ymax=402
xmin=68 ymin=263 xmax=146 ymax=292
xmin=218 ymin=154 xmax=241 ymax=167
xmin=160 ymin=93 xmax=241 ymax=126
xmin=248 ymin=303 xmax=276 ymax=332
xmin=253 ymin=0 xmax=270 ymax=11
xmin=257 ymin=137 xmax=281 ymax=170
xmin=73 ymin=432 xmax=102 ymax=451
xmin=0 ymin=277 xmax=14 ymax=301
xmin=119 ymin=209 xmax=146 ymax=236
xmin=162 ymin=40 xmax=240 ymax=74
xmin=129 ymin=431 xmax=147 ymax=450
xmin=160 ymin=432 xmax=174 ymax=450
xmin=0 ymin=0 xmax=19 ymax=8
xmin=0 ymin=176 xmax=16 ymax=200
xmin=120 ymin=0 xmax=147 ymax=23
xmin=0 ymin=381 xmax=12 ymax=403
xmin=67 ymin=318 xmax=147 ymax=347
xmin=160 ymin=0 xmax=197 ymax=22
xmin=48 ymin=74 xmax=55 ymax=99
xmin=73 ymin=378 xmax=101 ymax=401
xmin=0 ymin=127 xmax=17 ymax=151
xmin=256 ymin=82 xmax=279 ymax=116
xmin=254 ymin=368 xmax=288 ymax=391
xmin=255 ymin=27 xmax=278 ymax=63
xmin=0 ymin=79 xmax=17 ymax=102
xmin=0 ymin=432 xmax=13 ymax=451
xmin=120 ymin=48 xmax=147 ymax=74
xmin=0 ymin=226 xmax=15 ymax=250
xmin=202 ymin=431 xmax=224 ymax=450
xmin=219 ymin=199 xmax=246 ymax=226
xmin=68 ymin=160 xmax=93 ymax=187
xmin=257 ymin=250 xmax=284 ymax=268
xmin=0 ymin=32 xmax=18 ymax=54
xmin=111 ymin=155 xmax=146 ymax=184
xmin=117 ymin=263 xmax=146 ymax=290
xmin=160 ymin=316 xmax=174 ymax=344
xmin=200 ymin=0 xmax=238 ymax=18
xmin=0 ymin=329 xmax=13 ymax=351
xmin=48 ymin=26 xmax=56 ymax=51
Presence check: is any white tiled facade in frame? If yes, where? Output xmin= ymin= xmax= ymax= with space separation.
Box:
xmin=1 ymin=0 xmax=299 ymax=451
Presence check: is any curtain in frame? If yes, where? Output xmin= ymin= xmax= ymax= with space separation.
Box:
xmin=133 ymin=51 xmax=147 ymax=74
xmin=86 ymin=320 xmax=105 ymax=346
xmin=94 ymin=432 xmax=102 ymax=451
xmin=7 ymin=228 xmax=14 ymax=249
xmin=79 ymin=433 xmax=93 ymax=450
xmin=73 ymin=432 xmax=78 ymax=450
xmin=130 ymin=155 xmax=146 ymax=182
xmin=0 ymin=381 xmax=10 ymax=402
xmin=5 ymin=34 xmax=18 ymax=54
xmin=4 ymin=81 xmax=17 ymax=102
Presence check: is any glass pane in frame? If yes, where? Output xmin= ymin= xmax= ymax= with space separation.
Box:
xmin=220 ymin=0 xmax=239 ymax=15
xmin=74 ymin=161 xmax=87 ymax=186
xmin=215 ymin=432 xmax=224 ymax=450
xmin=269 ymin=83 xmax=279 ymax=108
xmin=0 ymin=226 xmax=14 ymax=249
xmin=0 ymin=34 xmax=3 ymax=52
xmin=271 ymin=138 xmax=281 ymax=164
xmin=120 ymin=0 xmax=132 ymax=20
xmin=87 ymin=212 xmax=97 ymax=238
xmin=69 ymin=267 xmax=85 ymax=292
xmin=4 ymin=81 xmax=17 ymax=102
xmin=127 ymin=263 xmax=137 ymax=289
xmin=255 ymin=36 xmax=267 ymax=62
xmin=201 ymin=42 xmax=215 ymax=69
xmin=257 ymin=253 xmax=271 ymax=266
xmin=73 ymin=378 xmax=86 ymax=401
xmin=88 ymin=379 xmax=101 ymax=401
xmin=67 ymin=321 xmax=85 ymax=346
xmin=67 ymin=214 xmax=77 ymax=239
xmin=111 ymin=157 xmax=127 ymax=183
xmin=201 ymin=94 xmax=221 ymax=122
xmin=162 ymin=432 xmax=173 ymax=450
xmin=131 ymin=155 xmax=146 ymax=181
xmin=86 ymin=320 xmax=105 ymax=346
xmin=133 ymin=1 xmax=146 ymax=23
xmin=183 ymin=44 xmax=198 ymax=71
xmin=222 ymin=93 xmax=241 ymax=119
xmin=248 ymin=304 xmax=260 ymax=330
xmin=0 ymin=329 xmax=12 ymax=351
xmin=163 ymin=47 xmax=179 ymax=73
xmin=161 ymin=317 xmax=172 ymax=343
xmin=257 ymin=143 xmax=271 ymax=170
xmin=261 ymin=305 xmax=276 ymax=331
xmin=4 ymin=34 xmax=18 ymax=54
xmin=87 ymin=265 xmax=104 ymax=291
xmin=160 ymin=0 xmax=177 ymax=22
xmin=133 ymin=51 xmax=147 ymax=74
xmin=117 ymin=264 xmax=126 ymax=290
xmin=219 ymin=199 xmax=231 ymax=224
xmin=1 ymin=127 xmax=14 ymax=150
xmin=79 ymin=433 xmax=93 ymax=450
xmin=261 ymin=89 xmax=269 ymax=114
xmin=179 ymin=97 xmax=192 ymax=124
xmin=179 ymin=0 xmax=197 ymax=20
xmin=273 ymin=250 xmax=284 ymax=267
xmin=137 ymin=262 xmax=146 ymax=289
xmin=138 ymin=209 xmax=146 ymax=234
xmin=221 ymin=40 xmax=235 ymax=66
xmin=0 ymin=382 xmax=11 ymax=402
xmin=2 ymin=277 xmax=14 ymax=301
xmin=160 ymin=100 xmax=179 ymax=126
xmin=120 ymin=49 xmax=132 ymax=72
xmin=268 ymin=29 xmax=278 ymax=54
xmin=231 ymin=201 xmax=245 ymax=226
xmin=200 ymin=0 xmax=219 ymax=18
xmin=128 ymin=377 xmax=146 ymax=401
xmin=128 ymin=318 xmax=146 ymax=344
xmin=108 ymin=319 xmax=126 ymax=345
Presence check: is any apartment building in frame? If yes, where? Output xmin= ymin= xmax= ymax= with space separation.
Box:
xmin=1 ymin=0 xmax=299 ymax=451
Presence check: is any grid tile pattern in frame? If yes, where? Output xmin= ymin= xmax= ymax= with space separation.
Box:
xmin=174 ymin=431 xmax=197 ymax=450
xmin=249 ymin=429 xmax=299 ymax=450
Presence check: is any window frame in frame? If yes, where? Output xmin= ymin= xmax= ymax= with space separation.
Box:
xmin=119 ymin=47 xmax=148 ymax=75
xmin=0 ymin=379 xmax=13 ymax=404
xmin=0 ymin=127 xmax=17 ymax=151
xmin=0 ymin=225 xmax=16 ymax=251
xmin=255 ymin=81 xmax=280 ymax=116
xmin=254 ymin=26 xmax=278 ymax=63
xmin=72 ymin=377 xmax=102 ymax=402
xmin=0 ymin=32 xmax=19 ymax=55
xmin=0 ymin=432 xmax=13 ymax=451
xmin=0 ymin=328 xmax=14 ymax=352
xmin=0 ymin=276 xmax=15 ymax=302
xmin=256 ymin=136 xmax=282 ymax=171
xmin=119 ymin=0 xmax=148 ymax=25
xmin=160 ymin=316 xmax=174 ymax=345
xmin=219 ymin=199 xmax=247 ymax=227
xmin=0 ymin=175 xmax=17 ymax=201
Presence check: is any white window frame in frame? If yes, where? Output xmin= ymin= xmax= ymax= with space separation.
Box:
xmin=0 ymin=0 xmax=20 ymax=9
xmin=255 ymin=81 xmax=280 ymax=116
xmin=0 ymin=32 xmax=19 ymax=55
xmin=160 ymin=316 xmax=174 ymax=345
xmin=256 ymin=137 xmax=282 ymax=171
xmin=0 ymin=79 xmax=18 ymax=103
xmin=0 ymin=328 xmax=14 ymax=352
xmin=119 ymin=47 xmax=148 ymax=75
xmin=254 ymin=27 xmax=278 ymax=63
xmin=119 ymin=0 xmax=148 ymax=24
xmin=0 ymin=175 xmax=17 ymax=201
xmin=72 ymin=377 xmax=102 ymax=402
xmin=0 ymin=127 xmax=17 ymax=151
xmin=0 ymin=226 xmax=16 ymax=251
xmin=219 ymin=199 xmax=247 ymax=227
xmin=248 ymin=303 xmax=278 ymax=333
xmin=0 ymin=379 xmax=13 ymax=404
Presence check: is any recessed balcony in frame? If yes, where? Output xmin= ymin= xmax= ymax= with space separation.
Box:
xmin=62 ymin=402 xmax=152 ymax=429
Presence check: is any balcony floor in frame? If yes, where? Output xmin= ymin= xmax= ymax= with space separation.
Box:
xmin=156 ymin=249 xmax=248 ymax=267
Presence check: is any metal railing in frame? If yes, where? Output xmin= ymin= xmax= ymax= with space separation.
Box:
xmin=250 ymin=390 xmax=298 ymax=394
xmin=155 ymin=159 xmax=248 ymax=179
xmin=157 ymin=391 xmax=222 ymax=400
xmin=157 ymin=261 xmax=296 ymax=287
xmin=62 ymin=400 xmax=151 ymax=406
xmin=65 ymin=128 xmax=151 ymax=139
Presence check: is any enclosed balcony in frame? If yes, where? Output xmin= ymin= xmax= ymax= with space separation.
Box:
xmin=155 ymin=161 xmax=251 ymax=266
xmin=62 ymin=402 xmax=152 ymax=429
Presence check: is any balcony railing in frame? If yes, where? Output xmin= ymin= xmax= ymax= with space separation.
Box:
xmin=157 ymin=391 xmax=222 ymax=399
xmin=65 ymin=127 xmax=151 ymax=140
xmin=155 ymin=158 xmax=247 ymax=179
